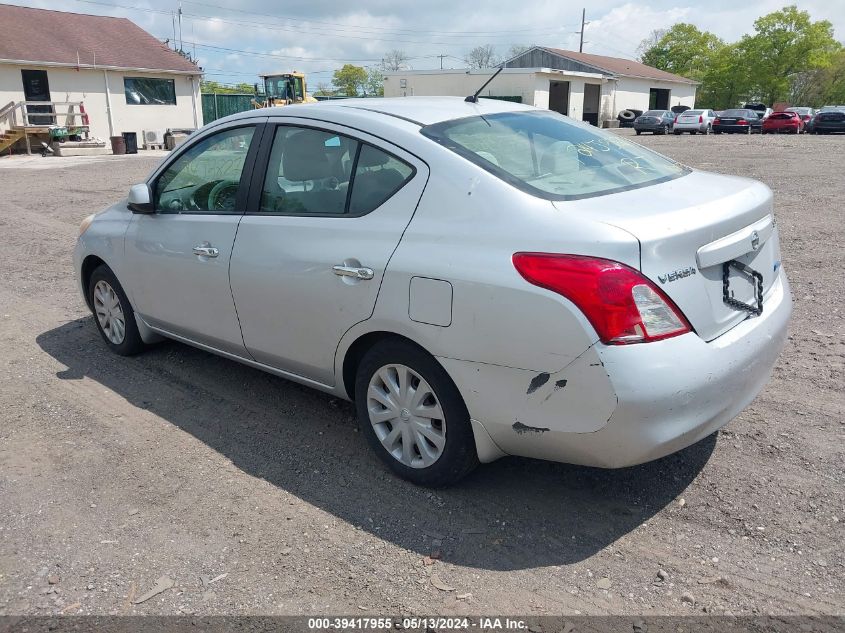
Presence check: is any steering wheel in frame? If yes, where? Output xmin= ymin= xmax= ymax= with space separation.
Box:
xmin=207 ymin=179 xmax=240 ymax=211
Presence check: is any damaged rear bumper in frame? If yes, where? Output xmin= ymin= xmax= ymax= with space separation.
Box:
xmin=440 ymin=270 xmax=791 ymax=468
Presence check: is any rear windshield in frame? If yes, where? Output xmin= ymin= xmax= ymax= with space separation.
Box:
xmin=684 ymin=110 xmax=703 ymax=115
xmin=642 ymin=110 xmax=665 ymax=117
xmin=421 ymin=110 xmax=688 ymax=201
xmin=721 ymin=109 xmax=751 ymax=117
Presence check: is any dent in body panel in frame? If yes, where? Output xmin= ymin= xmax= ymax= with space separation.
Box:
xmin=437 ymin=343 xmax=618 ymax=459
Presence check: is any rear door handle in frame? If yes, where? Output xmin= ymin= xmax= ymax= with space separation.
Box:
xmin=193 ymin=243 xmax=219 ymax=258
xmin=333 ymin=265 xmax=374 ymax=280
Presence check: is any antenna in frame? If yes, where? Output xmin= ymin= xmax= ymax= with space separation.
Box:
xmin=465 ymin=66 xmax=504 ymax=103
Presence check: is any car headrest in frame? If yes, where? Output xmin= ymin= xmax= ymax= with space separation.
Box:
xmin=282 ymin=131 xmax=333 ymax=181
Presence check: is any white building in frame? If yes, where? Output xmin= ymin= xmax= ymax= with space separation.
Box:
xmin=384 ymin=46 xmax=698 ymax=127
xmin=0 ymin=4 xmax=203 ymax=153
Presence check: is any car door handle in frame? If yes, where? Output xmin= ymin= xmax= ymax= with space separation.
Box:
xmin=333 ymin=265 xmax=374 ymax=280
xmin=193 ymin=244 xmax=219 ymax=258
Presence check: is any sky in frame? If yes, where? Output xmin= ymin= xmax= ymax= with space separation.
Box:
xmin=8 ymin=0 xmax=845 ymax=89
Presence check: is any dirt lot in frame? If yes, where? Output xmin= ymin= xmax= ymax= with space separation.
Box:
xmin=0 ymin=131 xmax=842 ymax=618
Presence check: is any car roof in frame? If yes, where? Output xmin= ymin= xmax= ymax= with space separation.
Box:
xmin=221 ymin=96 xmax=534 ymax=127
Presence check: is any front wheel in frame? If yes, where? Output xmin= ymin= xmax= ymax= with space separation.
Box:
xmin=355 ymin=339 xmax=478 ymax=487
xmin=661 ymin=125 xmax=669 ymax=135
xmin=88 ymin=265 xmax=145 ymax=356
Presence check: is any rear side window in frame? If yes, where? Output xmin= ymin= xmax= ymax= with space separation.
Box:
xmin=259 ymin=126 xmax=414 ymax=215
xmin=422 ymin=110 xmax=688 ymax=201
xmin=349 ymin=145 xmax=414 ymax=215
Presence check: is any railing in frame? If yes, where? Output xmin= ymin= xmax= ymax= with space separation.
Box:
xmin=7 ymin=101 xmax=88 ymax=129
xmin=0 ymin=101 xmax=16 ymax=131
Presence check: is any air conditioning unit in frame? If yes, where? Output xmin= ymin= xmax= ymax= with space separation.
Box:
xmin=143 ymin=129 xmax=165 ymax=145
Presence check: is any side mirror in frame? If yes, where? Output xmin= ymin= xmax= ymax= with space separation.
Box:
xmin=128 ymin=183 xmax=154 ymax=214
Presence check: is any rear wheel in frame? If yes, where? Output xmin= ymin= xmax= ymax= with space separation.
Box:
xmin=355 ymin=339 xmax=478 ymax=487
xmin=635 ymin=130 xmax=642 ymax=135
xmin=703 ymin=125 xmax=711 ymax=135
xmin=88 ymin=265 xmax=145 ymax=356
xmin=673 ymin=129 xmax=682 ymax=135
xmin=661 ymin=125 xmax=669 ymax=135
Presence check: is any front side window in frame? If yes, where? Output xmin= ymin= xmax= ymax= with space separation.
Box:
xmin=154 ymin=126 xmax=255 ymax=213
xmin=124 ymin=77 xmax=176 ymax=105
xmin=422 ymin=111 xmax=688 ymax=201
xmin=260 ymin=126 xmax=414 ymax=215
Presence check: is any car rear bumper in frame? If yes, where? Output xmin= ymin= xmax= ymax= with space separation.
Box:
xmin=633 ymin=124 xmax=667 ymax=132
xmin=443 ymin=269 xmax=792 ymax=468
xmin=713 ymin=125 xmax=754 ymax=133
xmin=814 ymin=123 xmax=845 ymax=132
xmin=674 ymin=122 xmax=708 ymax=132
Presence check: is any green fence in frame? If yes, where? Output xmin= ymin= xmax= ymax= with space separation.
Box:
xmin=201 ymin=93 xmax=260 ymax=124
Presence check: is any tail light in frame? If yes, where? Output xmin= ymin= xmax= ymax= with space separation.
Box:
xmin=512 ymin=253 xmax=692 ymax=345
xmin=699 ymin=115 xmax=703 ymax=123
xmin=714 ymin=118 xmax=721 ymax=124
xmin=738 ymin=119 xmax=748 ymax=125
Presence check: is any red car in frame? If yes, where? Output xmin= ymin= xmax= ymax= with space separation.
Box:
xmin=762 ymin=111 xmax=803 ymax=134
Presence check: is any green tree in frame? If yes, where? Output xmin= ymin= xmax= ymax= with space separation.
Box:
xmin=741 ymin=5 xmax=840 ymax=104
xmin=200 ymin=80 xmax=257 ymax=94
xmin=364 ymin=67 xmax=385 ymax=97
xmin=790 ymin=48 xmax=845 ymax=105
xmin=332 ymin=64 xmax=367 ymax=96
xmin=697 ymin=44 xmax=752 ymax=109
xmin=638 ymin=23 xmax=724 ymax=81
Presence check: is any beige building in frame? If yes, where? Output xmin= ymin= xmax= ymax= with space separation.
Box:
xmin=384 ymin=46 xmax=698 ymax=127
xmin=0 ymin=4 xmax=203 ymax=153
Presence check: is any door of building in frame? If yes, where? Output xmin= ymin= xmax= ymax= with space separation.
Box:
xmin=21 ymin=70 xmax=53 ymax=126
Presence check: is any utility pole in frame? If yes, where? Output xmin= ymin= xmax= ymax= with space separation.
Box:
xmin=178 ymin=1 xmax=183 ymax=52
xmin=437 ymin=54 xmax=447 ymax=69
xmin=578 ymin=8 xmax=589 ymax=53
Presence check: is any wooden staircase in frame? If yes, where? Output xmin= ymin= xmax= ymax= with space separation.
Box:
xmin=0 ymin=129 xmax=24 ymax=154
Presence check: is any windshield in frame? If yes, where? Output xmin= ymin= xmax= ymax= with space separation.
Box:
xmin=421 ymin=111 xmax=689 ymax=201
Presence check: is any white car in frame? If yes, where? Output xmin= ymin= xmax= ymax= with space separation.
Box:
xmin=673 ymin=109 xmax=718 ymax=134
xmin=74 ymin=97 xmax=791 ymax=486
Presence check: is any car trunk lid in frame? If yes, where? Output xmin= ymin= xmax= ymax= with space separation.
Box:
xmin=553 ymin=170 xmax=781 ymax=341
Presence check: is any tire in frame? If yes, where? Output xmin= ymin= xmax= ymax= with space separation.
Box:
xmin=635 ymin=130 xmax=641 ymax=135
xmin=713 ymin=130 xmax=721 ymax=135
xmin=355 ymin=339 xmax=479 ymax=487
xmin=703 ymin=125 xmax=711 ymax=135
xmin=690 ymin=130 xmax=697 ymax=135
xmin=673 ymin=129 xmax=682 ymax=135
xmin=661 ymin=125 xmax=669 ymax=135
xmin=88 ymin=264 xmax=145 ymax=356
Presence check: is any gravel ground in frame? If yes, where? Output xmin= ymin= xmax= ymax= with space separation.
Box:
xmin=0 ymin=131 xmax=842 ymax=618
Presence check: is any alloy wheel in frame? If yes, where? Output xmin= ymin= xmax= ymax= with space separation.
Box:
xmin=93 ymin=280 xmax=126 ymax=345
xmin=366 ymin=364 xmax=446 ymax=469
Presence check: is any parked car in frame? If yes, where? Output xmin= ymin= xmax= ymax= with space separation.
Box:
xmin=744 ymin=102 xmax=772 ymax=120
xmin=762 ymin=111 xmax=803 ymax=134
xmin=74 ymin=97 xmax=791 ymax=486
xmin=713 ymin=109 xmax=763 ymax=134
xmin=633 ymin=110 xmax=676 ymax=135
xmin=809 ymin=107 xmax=845 ymax=134
xmin=673 ymin=109 xmax=718 ymax=134
xmin=785 ymin=107 xmax=815 ymax=131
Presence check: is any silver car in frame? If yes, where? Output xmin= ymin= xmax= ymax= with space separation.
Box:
xmin=673 ymin=109 xmax=718 ymax=134
xmin=74 ymin=97 xmax=792 ymax=486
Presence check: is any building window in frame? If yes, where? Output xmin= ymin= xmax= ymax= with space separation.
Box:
xmin=124 ymin=77 xmax=176 ymax=105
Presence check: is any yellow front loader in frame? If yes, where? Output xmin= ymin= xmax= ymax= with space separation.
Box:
xmin=253 ymin=72 xmax=317 ymax=108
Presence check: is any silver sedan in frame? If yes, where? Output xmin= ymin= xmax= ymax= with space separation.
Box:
xmin=74 ymin=97 xmax=792 ymax=486
xmin=673 ymin=109 xmax=718 ymax=134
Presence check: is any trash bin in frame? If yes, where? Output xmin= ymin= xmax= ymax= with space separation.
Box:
xmin=122 ymin=132 xmax=138 ymax=154
xmin=110 ymin=135 xmax=126 ymax=155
